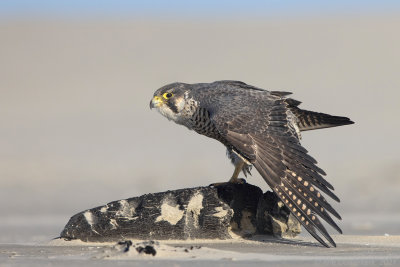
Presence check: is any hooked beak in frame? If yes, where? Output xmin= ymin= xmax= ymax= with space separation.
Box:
xmin=150 ymin=96 xmax=163 ymax=109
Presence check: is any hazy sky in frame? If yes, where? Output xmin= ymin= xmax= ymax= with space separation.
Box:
xmin=1 ymin=0 xmax=400 ymax=18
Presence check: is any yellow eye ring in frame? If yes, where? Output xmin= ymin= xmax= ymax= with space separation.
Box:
xmin=163 ymin=92 xmax=173 ymax=99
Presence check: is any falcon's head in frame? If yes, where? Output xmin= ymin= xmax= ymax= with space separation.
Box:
xmin=150 ymin=82 xmax=190 ymax=123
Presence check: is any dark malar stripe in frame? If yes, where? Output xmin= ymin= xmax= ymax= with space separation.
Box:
xmin=167 ymin=101 xmax=179 ymax=114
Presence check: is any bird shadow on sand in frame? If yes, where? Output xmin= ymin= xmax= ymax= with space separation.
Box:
xmin=245 ymin=235 xmax=323 ymax=248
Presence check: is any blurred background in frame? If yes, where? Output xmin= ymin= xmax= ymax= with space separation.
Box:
xmin=1 ymin=0 xmax=399 ymax=243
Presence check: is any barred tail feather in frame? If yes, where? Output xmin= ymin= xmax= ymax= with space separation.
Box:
xmin=290 ymin=107 xmax=354 ymax=131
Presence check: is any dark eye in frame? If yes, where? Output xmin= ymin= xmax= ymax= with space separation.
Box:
xmin=163 ymin=92 xmax=173 ymax=99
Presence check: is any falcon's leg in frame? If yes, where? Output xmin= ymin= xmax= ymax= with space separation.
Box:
xmin=209 ymin=159 xmax=246 ymax=187
xmin=229 ymin=159 xmax=245 ymax=183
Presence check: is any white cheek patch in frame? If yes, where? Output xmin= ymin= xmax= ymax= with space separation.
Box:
xmin=175 ymin=97 xmax=186 ymax=112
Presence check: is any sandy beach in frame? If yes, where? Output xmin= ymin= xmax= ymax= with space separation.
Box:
xmin=1 ymin=235 xmax=400 ymax=266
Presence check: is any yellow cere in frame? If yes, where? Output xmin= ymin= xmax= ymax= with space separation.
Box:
xmin=153 ymin=95 xmax=163 ymax=102
xmin=151 ymin=95 xmax=164 ymax=108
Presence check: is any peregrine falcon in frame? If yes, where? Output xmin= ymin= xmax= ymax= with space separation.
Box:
xmin=150 ymin=80 xmax=353 ymax=247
